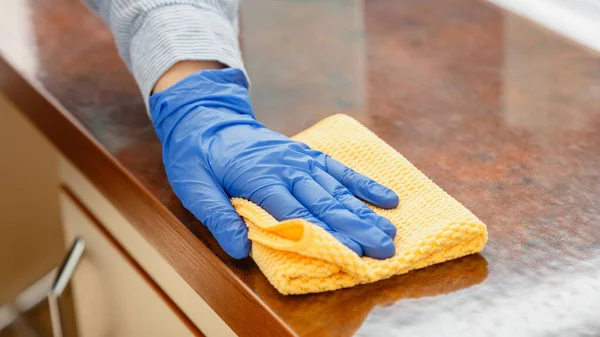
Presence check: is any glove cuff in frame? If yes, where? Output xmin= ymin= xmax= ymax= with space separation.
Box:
xmin=149 ymin=68 xmax=255 ymax=144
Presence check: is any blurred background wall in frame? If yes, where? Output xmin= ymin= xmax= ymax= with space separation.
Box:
xmin=488 ymin=0 xmax=600 ymax=53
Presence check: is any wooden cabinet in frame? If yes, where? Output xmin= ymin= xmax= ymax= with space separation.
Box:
xmin=0 ymin=94 xmax=63 ymax=305
xmin=60 ymin=191 xmax=199 ymax=337
xmin=58 ymin=157 xmax=236 ymax=337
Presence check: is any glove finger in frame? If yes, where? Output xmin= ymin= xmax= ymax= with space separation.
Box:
xmin=329 ymin=232 xmax=363 ymax=256
xmin=169 ymin=174 xmax=251 ymax=259
xmin=325 ymin=156 xmax=399 ymax=209
xmin=250 ymin=184 xmax=363 ymax=256
xmin=311 ymin=167 xmax=397 ymax=239
xmin=292 ymin=176 xmax=395 ymax=259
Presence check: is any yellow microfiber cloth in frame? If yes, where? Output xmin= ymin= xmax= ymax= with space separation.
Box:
xmin=231 ymin=114 xmax=488 ymax=295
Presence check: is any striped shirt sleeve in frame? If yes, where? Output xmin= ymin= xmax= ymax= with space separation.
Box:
xmin=81 ymin=0 xmax=246 ymax=106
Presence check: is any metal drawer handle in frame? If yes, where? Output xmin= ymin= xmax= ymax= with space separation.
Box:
xmin=48 ymin=237 xmax=85 ymax=337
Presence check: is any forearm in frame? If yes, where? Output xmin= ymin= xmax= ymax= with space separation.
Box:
xmin=80 ymin=0 xmax=246 ymax=104
xmin=153 ymin=60 xmax=225 ymax=93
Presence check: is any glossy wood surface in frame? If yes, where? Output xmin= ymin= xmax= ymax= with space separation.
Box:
xmin=2 ymin=0 xmax=600 ymax=336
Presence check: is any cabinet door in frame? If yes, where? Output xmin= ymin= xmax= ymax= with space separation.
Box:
xmin=59 ymin=191 xmax=202 ymax=337
xmin=0 ymin=94 xmax=62 ymax=304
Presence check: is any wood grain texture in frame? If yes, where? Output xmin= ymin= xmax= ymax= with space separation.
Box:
xmin=1 ymin=0 xmax=600 ymax=335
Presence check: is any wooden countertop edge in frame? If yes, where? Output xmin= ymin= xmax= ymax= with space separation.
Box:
xmin=0 ymin=57 xmax=297 ymax=337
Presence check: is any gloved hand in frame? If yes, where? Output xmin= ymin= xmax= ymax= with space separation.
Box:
xmin=149 ymin=68 xmax=399 ymax=260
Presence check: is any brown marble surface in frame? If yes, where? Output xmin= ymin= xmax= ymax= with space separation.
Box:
xmin=2 ymin=0 xmax=600 ymax=335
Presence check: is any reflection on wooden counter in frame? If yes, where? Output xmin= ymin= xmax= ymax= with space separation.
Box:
xmin=256 ymin=254 xmax=488 ymax=336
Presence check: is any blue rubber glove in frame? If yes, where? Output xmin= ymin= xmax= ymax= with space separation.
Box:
xmin=149 ymin=68 xmax=399 ymax=260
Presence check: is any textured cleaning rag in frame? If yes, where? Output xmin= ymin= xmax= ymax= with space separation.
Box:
xmin=231 ymin=114 xmax=488 ymax=295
